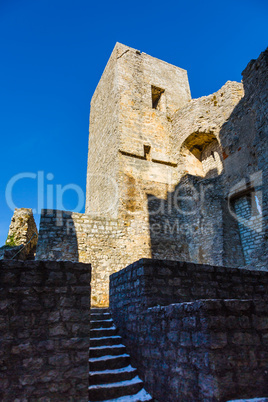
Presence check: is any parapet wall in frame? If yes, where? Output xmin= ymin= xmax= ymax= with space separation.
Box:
xmin=129 ymin=300 xmax=268 ymax=401
xmin=0 ymin=259 xmax=91 ymax=401
xmin=110 ymin=258 xmax=268 ymax=321
xmin=110 ymin=259 xmax=268 ymax=400
xmin=36 ymin=209 xmax=150 ymax=307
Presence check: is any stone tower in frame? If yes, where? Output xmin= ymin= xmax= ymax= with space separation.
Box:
xmin=36 ymin=45 xmax=267 ymax=307
xmin=85 ymin=42 xmax=191 ymax=219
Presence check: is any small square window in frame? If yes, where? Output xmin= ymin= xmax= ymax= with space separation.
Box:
xmin=151 ymin=86 xmax=165 ymax=110
xmin=144 ymin=144 xmax=151 ymax=160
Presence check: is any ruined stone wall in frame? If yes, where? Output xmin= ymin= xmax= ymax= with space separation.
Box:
xmin=233 ymin=195 xmax=263 ymax=264
xmin=109 ymin=259 xmax=268 ymax=401
xmin=37 ymin=173 xmax=225 ymax=307
xmin=170 ymin=48 xmax=267 ymax=270
xmin=0 ymin=260 xmax=91 ymax=401
xmin=170 ymin=81 xmax=246 ymax=268
xmin=110 ymin=258 xmax=268 ymax=331
xmin=127 ymin=300 xmax=268 ymax=402
xmin=36 ymin=46 xmax=268 ymax=307
xmin=36 ymin=209 xmax=152 ymax=307
xmin=220 ymin=48 xmax=268 ymax=269
xmin=1 ymin=208 xmax=38 ymax=260
xmin=37 ymin=210 xmax=124 ymax=307
xmin=170 ymin=49 xmax=268 ymax=270
xmin=148 ymin=174 xmax=224 ymax=266
xmin=171 ymin=80 xmax=244 ymax=154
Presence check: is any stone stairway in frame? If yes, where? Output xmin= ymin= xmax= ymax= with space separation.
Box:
xmin=89 ymin=308 xmax=153 ymax=402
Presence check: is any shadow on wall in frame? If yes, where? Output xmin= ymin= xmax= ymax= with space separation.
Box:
xmin=147 ymin=49 xmax=268 ymax=270
xmin=146 ymin=116 xmax=245 ymax=269
xmin=218 ymin=49 xmax=268 ymax=269
xmin=36 ymin=209 xmax=79 ymax=261
xmin=146 ymin=129 xmax=231 ymax=267
xmin=147 ymin=173 xmax=229 ymax=267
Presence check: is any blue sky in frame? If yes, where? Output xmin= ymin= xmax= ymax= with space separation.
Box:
xmin=0 ymin=0 xmax=267 ymax=246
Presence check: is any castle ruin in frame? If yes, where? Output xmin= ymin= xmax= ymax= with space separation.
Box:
xmin=1 ymin=43 xmax=268 ymax=401
xmin=35 ymin=43 xmax=267 ymax=306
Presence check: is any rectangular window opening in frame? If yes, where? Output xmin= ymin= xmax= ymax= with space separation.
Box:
xmin=144 ymin=144 xmax=151 ymax=160
xmin=151 ymin=85 xmax=165 ymax=110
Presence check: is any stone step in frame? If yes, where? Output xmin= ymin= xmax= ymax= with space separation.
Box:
xmin=91 ymin=319 xmax=114 ymax=329
xmin=89 ymin=354 xmax=130 ymax=371
xmin=89 ymin=365 xmax=137 ymax=385
xmin=91 ymin=312 xmax=111 ymax=321
xmin=90 ymin=344 xmax=126 ymax=358
xmin=91 ymin=388 xmax=153 ymax=402
xmin=88 ymin=375 xmax=143 ymax=401
xmin=227 ymin=399 xmax=268 ymax=402
xmin=90 ymin=336 xmax=122 ymax=347
xmin=91 ymin=308 xmax=110 ymax=314
xmin=90 ymin=327 xmax=117 ymax=338
xmin=89 ymin=311 xmax=153 ymax=402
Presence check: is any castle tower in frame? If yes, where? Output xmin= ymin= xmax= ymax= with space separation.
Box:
xmin=36 ymin=45 xmax=267 ymax=307
xmin=85 ymin=43 xmax=191 ymax=219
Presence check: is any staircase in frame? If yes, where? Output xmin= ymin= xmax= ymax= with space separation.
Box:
xmin=89 ymin=308 xmax=153 ymax=402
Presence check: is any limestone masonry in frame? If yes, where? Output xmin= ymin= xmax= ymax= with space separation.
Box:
xmin=0 ymin=208 xmax=38 ymax=261
xmin=28 ymin=43 xmax=267 ymax=305
xmin=110 ymin=258 xmax=268 ymax=401
xmin=0 ymin=260 xmax=91 ymax=400
xmin=2 ymin=43 xmax=268 ymax=401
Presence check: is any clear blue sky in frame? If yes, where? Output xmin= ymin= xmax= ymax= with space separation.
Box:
xmin=0 ymin=0 xmax=267 ymax=246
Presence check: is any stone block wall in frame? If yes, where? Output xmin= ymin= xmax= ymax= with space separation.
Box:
xmin=0 ymin=208 xmax=38 ymax=260
xmin=37 ymin=171 xmax=227 ymax=305
xmin=38 ymin=204 xmax=227 ymax=307
xmin=170 ymin=48 xmax=268 ymax=270
xmin=85 ymin=43 xmax=120 ymax=217
xmin=148 ymin=174 xmax=225 ymax=266
xmin=86 ymin=42 xmax=191 ymax=218
xmin=128 ymin=300 xmax=268 ymax=401
xmin=109 ymin=259 xmax=268 ymax=401
xmin=36 ymin=209 xmax=151 ymax=307
xmin=234 ymin=195 xmax=263 ymax=264
xmin=36 ymin=47 xmax=268 ymax=307
xmin=171 ymin=80 xmax=244 ymax=153
xmin=0 ymin=259 xmax=91 ymax=401
xmin=110 ymin=258 xmax=268 ymax=325
xmin=220 ymin=48 xmax=268 ymax=269
xmin=170 ymin=80 xmax=246 ymax=269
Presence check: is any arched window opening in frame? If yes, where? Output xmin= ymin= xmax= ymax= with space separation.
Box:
xmin=180 ymin=132 xmax=223 ymax=178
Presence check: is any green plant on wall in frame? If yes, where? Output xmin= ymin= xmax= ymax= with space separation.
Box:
xmin=5 ymin=234 xmax=17 ymax=247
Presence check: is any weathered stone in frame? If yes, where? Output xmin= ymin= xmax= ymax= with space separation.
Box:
xmin=0 ymin=260 xmax=91 ymax=401
xmin=198 ymin=373 xmax=220 ymax=398
xmin=110 ymin=261 xmax=268 ymax=402
xmin=35 ymin=45 xmax=268 ymax=306
xmin=1 ymin=208 xmax=38 ymax=260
